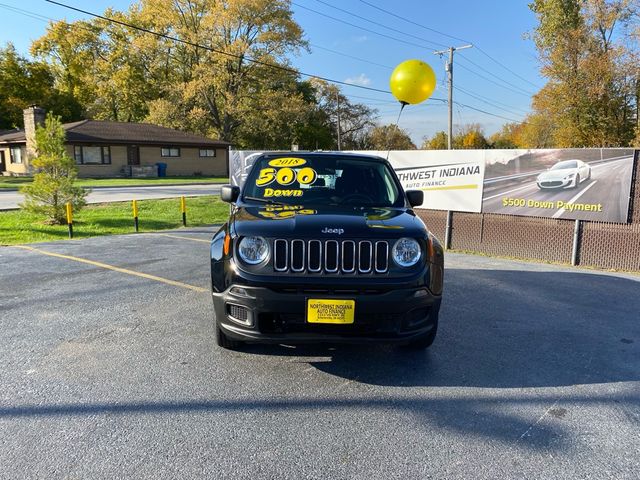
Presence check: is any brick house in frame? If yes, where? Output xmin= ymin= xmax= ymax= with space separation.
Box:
xmin=0 ymin=106 xmax=230 ymax=177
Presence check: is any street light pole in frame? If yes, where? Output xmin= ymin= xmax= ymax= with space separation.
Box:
xmin=433 ymin=44 xmax=472 ymax=250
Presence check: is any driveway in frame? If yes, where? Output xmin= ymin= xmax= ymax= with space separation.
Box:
xmin=0 ymin=184 xmax=223 ymax=210
xmin=0 ymin=230 xmax=638 ymax=479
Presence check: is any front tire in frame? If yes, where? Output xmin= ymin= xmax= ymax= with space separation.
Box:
xmin=573 ymin=174 xmax=581 ymax=188
xmin=403 ymin=321 xmax=438 ymax=350
xmin=215 ymin=323 xmax=241 ymax=349
xmin=213 ymin=304 xmax=242 ymax=350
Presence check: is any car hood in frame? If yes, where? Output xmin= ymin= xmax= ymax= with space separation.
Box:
xmin=538 ymin=169 xmax=577 ymax=181
xmin=231 ymin=204 xmax=426 ymax=239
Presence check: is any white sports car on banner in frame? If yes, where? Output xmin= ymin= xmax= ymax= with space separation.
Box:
xmin=536 ymin=160 xmax=592 ymax=189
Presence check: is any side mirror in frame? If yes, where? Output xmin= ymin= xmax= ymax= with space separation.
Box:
xmin=221 ymin=185 xmax=240 ymax=203
xmin=405 ymin=190 xmax=424 ymax=207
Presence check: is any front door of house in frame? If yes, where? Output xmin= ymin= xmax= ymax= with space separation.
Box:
xmin=0 ymin=151 xmax=5 ymax=173
xmin=127 ymin=145 xmax=140 ymax=166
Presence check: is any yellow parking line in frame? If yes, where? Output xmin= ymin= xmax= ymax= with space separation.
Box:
xmin=155 ymin=233 xmax=211 ymax=244
xmin=15 ymin=245 xmax=208 ymax=293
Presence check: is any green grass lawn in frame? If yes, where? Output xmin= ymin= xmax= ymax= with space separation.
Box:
xmin=0 ymin=196 xmax=229 ymax=245
xmin=0 ymin=176 xmax=229 ymax=189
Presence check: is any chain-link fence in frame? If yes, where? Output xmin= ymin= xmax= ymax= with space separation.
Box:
xmin=416 ymin=154 xmax=640 ymax=271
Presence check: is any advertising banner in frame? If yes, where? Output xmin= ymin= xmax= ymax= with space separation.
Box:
xmin=481 ymin=149 xmax=635 ymax=223
xmin=229 ymin=150 xmax=265 ymax=188
xmin=229 ymin=148 xmax=635 ymax=223
xmin=355 ymin=150 xmax=485 ymax=213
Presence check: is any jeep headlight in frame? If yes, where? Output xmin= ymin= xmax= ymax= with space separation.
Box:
xmin=237 ymin=236 xmax=269 ymax=264
xmin=392 ymin=238 xmax=421 ymax=267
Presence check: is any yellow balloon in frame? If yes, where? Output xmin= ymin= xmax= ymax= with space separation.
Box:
xmin=389 ymin=59 xmax=436 ymax=105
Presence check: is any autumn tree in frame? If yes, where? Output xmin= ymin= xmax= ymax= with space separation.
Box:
xmin=489 ymin=122 xmax=523 ymax=148
xmin=421 ymin=131 xmax=448 ymax=149
xmin=364 ymin=124 xmax=416 ymax=150
xmin=527 ymin=0 xmax=637 ymax=147
xmin=31 ymin=1 xmax=380 ymax=149
xmin=421 ymin=124 xmax=489 ymax=149
xmin=310 ymin=79 xmax=378 ymax=150
xmin=32 ymin=0 xmax=301 ymax=143
xmin=0 ymin=43 xmax=82 ymax=129
xmin=458 ymin=123 xmax=490 ymax=149
xmin=20 ymin=113 xmax=87 ymax=224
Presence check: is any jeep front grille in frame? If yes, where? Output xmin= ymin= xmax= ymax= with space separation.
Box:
xmin=273 ymin=239 xmax=389 ymax=274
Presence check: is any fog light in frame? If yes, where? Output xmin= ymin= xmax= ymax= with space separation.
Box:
xmin=227 ymin=303 xmax=252 ymax=326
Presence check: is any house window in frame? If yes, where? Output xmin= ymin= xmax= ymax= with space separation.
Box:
xmin=10 ymin=146 xmax=22 ymax=164
xmin=199 ymin=149 xmax=216 ymax=157
xmin=74 ymin=146 xmax=111 ymax=165
xmin=161 ymin=147 xmax=180 ymax=157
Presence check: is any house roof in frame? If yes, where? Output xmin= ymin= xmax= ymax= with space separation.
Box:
xmin=0 ymin=120 xmax=230 ymax=147
xmin=0 ymin=129 xmax=24 ymax=143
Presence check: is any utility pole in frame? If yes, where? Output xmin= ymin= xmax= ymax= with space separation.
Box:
xmin=433 ymin=44 xmax=472 ymax=250
xmin=433 ymin=44 xmax=473 ymax=149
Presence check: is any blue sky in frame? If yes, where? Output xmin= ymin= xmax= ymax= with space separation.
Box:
xmin=0 ymin=1 xmax=543 ymax=145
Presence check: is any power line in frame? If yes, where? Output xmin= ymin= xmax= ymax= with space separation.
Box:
xmin=457 ymin=56 xmax=535 ymax=96
xmin=7 ymin=0 xmax=401 ymax=113
xmin=0 ymin=2 xmax=54 ymax=23
xmin=2 ymin=2 xmax=395 ymax=105
xmin=43 ymin=0 xmax=392 ymax=95
xmin=455 ymin=86 xmax=530 ymax=117
xmin=475 ymin=46 xmax=541 ymax=90
xmin=455 ymin=62 xmax=533 ymax=97
xmin=311 ymin=0 xmax=448 ymax=49
xmin=357 ymin=0 xmax=470 ymax=44
xmin=14 ymin=2 xmax=529 ymax=127
xmin=309 ymin=43 xmax=392 ymax=70
xmin=455 ymin=101 xmax=528 ymax=124
xmin=291 ymin=2 xmax=438 ymax=51
xmin=356 ymin=0 xmax=542 ymax=90
xmin=305 ymin=0 xmax=536 ymax=98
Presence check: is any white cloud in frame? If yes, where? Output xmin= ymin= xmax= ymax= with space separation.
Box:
xmin=344 ymin=73 xmax=372 ymax=87
xmin=352 ymin=35 xmax=368 ymax=43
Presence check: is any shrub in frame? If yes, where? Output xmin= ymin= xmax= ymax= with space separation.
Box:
xmin=20 ymin=113 xmax=87 ymax=224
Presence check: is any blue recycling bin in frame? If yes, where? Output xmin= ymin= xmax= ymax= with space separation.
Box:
xmin=156 ymin=162 xmax=167 ymax=177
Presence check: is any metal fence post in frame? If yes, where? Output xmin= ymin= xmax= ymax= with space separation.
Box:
xmin=571 ymin=219 xmax=581 ymax=266
xmin=444 ymin=211 xmax=453 ymax=250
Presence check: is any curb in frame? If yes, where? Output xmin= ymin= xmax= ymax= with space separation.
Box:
xmin=0 ymin=181 xmax=228 ymax=192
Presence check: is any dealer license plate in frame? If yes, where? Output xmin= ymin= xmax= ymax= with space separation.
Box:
xmin=307 ymin=299 xmax=355 ymax=324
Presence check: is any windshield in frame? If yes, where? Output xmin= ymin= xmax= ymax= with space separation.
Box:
xmin=242 ymin=155 xmax=404 ymax=207
xmin=550 ymin=160 xmax=578 ymax=170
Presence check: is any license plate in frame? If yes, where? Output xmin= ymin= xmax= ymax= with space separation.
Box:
xmin=307 ymin=299 xmax=355 ymax=324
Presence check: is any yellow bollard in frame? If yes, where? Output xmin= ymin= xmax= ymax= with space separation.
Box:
xmin=65 ymin=202 xmax=73 ymax=239
xmin=132 ymin=199 xmax=139 ymax=232
xmin=181 ymin=196 xmax=187 ymax=227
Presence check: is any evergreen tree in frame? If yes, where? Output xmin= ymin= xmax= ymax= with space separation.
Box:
xmin=20 ymin=113 xmax=87 ymax=224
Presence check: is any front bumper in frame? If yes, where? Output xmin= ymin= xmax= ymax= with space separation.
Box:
xmin=212 ymin=284 xmax=441 ymax=344
xmin=537 ymin=177 xmax=575 ymax=189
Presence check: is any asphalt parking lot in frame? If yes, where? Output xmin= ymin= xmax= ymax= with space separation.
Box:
xmin=1 ymin=228 xmax=639 ymax=479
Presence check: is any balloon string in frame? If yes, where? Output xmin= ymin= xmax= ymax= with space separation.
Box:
xmin=387 ymin=102 xmax=407 ymax=160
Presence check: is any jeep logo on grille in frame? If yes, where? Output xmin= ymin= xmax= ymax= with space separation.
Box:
xmin=321 ymin=227 xmax=344 ymax=235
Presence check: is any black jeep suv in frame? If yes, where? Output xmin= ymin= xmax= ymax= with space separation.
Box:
xmin=210 ymin=152 xmax=444 ymax=349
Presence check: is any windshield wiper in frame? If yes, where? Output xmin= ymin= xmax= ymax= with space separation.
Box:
xmin=242 ymin=196 xmax=280 ymax=204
